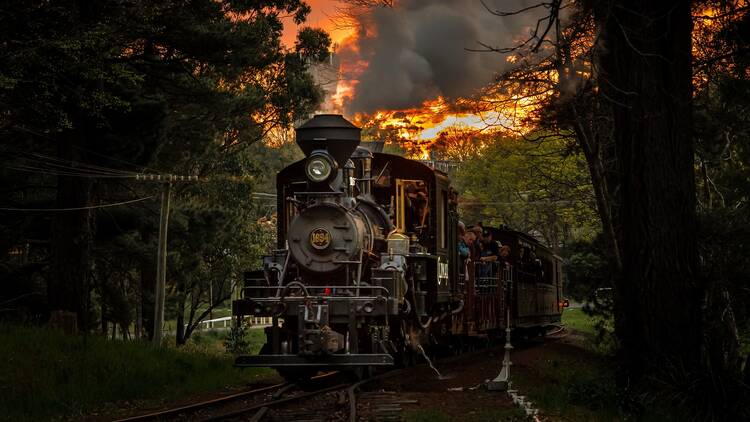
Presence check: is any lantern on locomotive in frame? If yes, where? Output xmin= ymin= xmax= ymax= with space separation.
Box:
xmin=233 ymin=114 xmax=409 ymax=379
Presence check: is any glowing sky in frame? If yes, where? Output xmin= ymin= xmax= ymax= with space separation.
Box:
xmin=281 ymin=0 xmax=352 ymax=47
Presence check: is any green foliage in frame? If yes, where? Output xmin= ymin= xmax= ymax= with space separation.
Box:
xmin=563 ymin=308 xmax=617 ymax=356
xmin=0 ymin=325 xmax=271 ymax=421
xmin=453 ymin=134 xmax=599 ymax=248
xmin=562 ymin=308 xmax=598 ymax=337
xmin=224 ymin=325 xmax=250 ymax=354
xmin=0 ymin=0 xmax=331 ymax=339
xmin=224 ymin=324 xmax=267 ymax=355
xmin=562 ymin=235 xmax=610 ymax=302
xmin=243 ymin=139 xmax=306 ymax=195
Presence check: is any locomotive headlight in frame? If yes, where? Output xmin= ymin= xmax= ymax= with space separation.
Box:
xmin=305 ymin=152 xmax=335 ymax=183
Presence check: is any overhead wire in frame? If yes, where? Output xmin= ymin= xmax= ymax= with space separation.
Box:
xmin=72 ymin=145 xmax=161 ymax=174
xmin=2 ymin=148 xmax=140 ymax=178
xmin=24 ymin=151 xmax=138 ymax=175
xmin=5 ymin=164 xmax=137 ymax=178
xmin=4 ymin=124 xmax=160 ymax=174
xmin=0 ymin=195 xmax=157 ymax=212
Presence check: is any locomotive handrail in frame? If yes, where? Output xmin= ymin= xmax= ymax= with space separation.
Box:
xmin=279 ymin=280 xmax=310 ymax=299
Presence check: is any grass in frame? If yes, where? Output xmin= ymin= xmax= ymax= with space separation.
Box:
xmin=561 ymin=307 xmax=598 ymax=336
xmin=562 ymin=307 xmax=617 ymax=355
xmin=176 ymin=326 xmax=266 ymax=355
xmin=0 ymin=325 xmax=272 ymax=421
xmin=501 ymin=308 xmax=624 ymax=421
xmin=512 ymin=355 xmax=621 ymax=421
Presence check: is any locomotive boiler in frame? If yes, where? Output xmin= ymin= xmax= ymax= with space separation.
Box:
xmin=232 ymin=114 xmax=565 ymax=381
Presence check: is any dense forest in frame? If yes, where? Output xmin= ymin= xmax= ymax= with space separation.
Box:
xmin=2 ymin=0 xmax=750 ymax=420
xmin=0 ymin=1 xmax=328 ymax=345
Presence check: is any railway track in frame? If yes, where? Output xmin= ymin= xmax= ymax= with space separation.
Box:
xmin=113 ymin=369 xmax=396 ymax=422
xmin=115 ymin=330 xmax=565 ymax=421
xmin=115 ymin=372 xmax=353 ymax=422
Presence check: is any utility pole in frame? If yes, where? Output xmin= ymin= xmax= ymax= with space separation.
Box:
xmin=136 ymin=174 xmax=197 ymax=346
xmin=152 ymin=181 xmax=171 ymax=346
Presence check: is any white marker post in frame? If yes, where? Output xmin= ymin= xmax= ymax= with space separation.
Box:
xmin=488 ymin=270 xmax=513 ymax=391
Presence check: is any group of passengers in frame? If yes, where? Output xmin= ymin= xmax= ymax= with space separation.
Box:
xmin=458 ymin=222 xmax=512 ymax=279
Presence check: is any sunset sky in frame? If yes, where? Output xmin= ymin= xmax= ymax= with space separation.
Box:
xmin=281 ymin=0 xmax=352 ymax=47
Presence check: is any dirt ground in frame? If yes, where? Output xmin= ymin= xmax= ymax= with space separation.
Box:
xmin=365 ymin=330 xmax=595 ymax=421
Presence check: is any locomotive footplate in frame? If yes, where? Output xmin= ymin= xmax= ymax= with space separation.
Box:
xmin=234 ymin=353 xmax=394 ymax=367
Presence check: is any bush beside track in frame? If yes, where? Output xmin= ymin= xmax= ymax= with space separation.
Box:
xmin=0 ymin=325 xmax=271 ymax=421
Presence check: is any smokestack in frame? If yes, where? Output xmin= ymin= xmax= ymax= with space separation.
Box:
xmin=295 ymin=114 xmax=362 ymax=167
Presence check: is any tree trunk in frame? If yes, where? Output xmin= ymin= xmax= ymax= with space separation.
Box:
xmin=50 ymin=132 xmax=93 ymax=330
xmin=101 ymin=305 xmax=108 ymax=336
xmin=597 ymin=0 xmax=702 ymax=383
xmin=175 ymin=289 xmax=186 ymax=346
xmin=135 ymin=285 xmax=142 ymax=340
xmin=140 ymin=235 xmax=156 ymax=340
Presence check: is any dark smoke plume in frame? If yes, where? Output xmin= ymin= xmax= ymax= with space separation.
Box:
xmin=341 ymin=0 xmax=545 ymax=114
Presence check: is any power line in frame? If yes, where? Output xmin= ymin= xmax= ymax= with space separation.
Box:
xmin=5 ymin=164 xmax=136 ymax=178
xmin=0 ymin=195 xmax=156 ymax=212
xmin=72 ymin=145 xmax=161 ymax=173
xmin=3 ymin=124 xmax=160 ymax=174
xmin=2 ymin=149 xmax=140 ymax=178
xmin=23 ymin=151 xmax=137 ymax=175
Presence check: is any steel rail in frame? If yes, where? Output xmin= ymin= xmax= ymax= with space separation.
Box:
xmin=115 ymin=371 xmax=341 ymax=422
xmin=202 ymin=382 xmax=351 ymax=421
xmin=246 ymin=383 xmax=296 ymax=422
xmin=113 ymin=382 xmax=288 ymax=422
xmin=546 ymin=325 xmax=566 ymax=337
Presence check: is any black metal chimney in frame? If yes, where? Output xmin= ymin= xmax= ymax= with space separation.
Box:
xmin=295 ymin=114 xmax=361 ymax=167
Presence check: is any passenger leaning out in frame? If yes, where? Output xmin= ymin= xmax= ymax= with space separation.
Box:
xmin=458 ymin=222 xmax=470 ymax=261
xmin=477 ymin=229 xmax=499 ymax=278
xmin=499 ymin=245 xmax=512 ymax=269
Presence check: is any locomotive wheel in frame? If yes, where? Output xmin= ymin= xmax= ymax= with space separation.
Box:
xmin=259 ymin=343 xmax=318 ymax=384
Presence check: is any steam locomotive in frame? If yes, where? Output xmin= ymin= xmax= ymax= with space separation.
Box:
xmin=232 ymin=114 xmax=564 ymax=380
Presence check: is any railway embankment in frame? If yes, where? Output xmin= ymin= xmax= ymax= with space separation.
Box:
xmin=0 ymin=325 xmax=272 ymax=421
